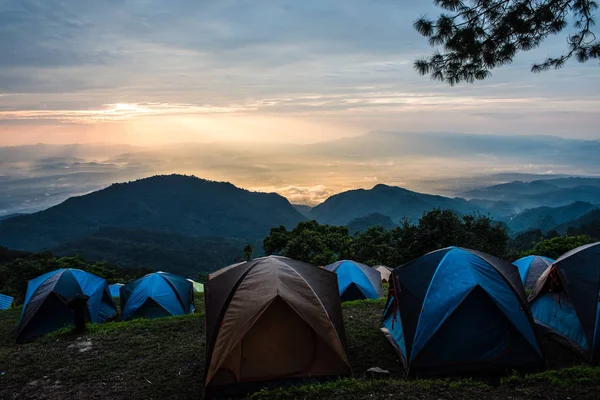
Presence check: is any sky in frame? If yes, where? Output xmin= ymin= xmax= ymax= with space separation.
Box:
xmin=0 ymin=0 xmax=599 ymax=147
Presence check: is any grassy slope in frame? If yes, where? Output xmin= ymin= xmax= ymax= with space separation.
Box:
xmin=1 ymin=299 xmax=599 ymax=399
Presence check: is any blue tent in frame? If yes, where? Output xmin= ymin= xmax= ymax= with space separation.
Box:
xmin=109 ymin=283 xmax=124 ymax=298
xmin=529 ymin=242 xmax=600 ymax=363
xmin=120 ymin=272 xmax=194 ymax=321
xmin=324 ymin=260 xmax=383 ymax=301
xmin=382 ymin=247 xmax=544 ymax=375
xmin=17 ymin=269 xmax=117 ymax=343
xmin=513 ymin=255 xmax=554 ymax=290
xmin=0 ymin=293 xmax=14 ymax=310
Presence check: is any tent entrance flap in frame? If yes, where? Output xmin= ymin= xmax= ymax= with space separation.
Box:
xmin=413 ymin=286 xmax=540 ymax=370
xmin=133 ymin=298 xmax=172 ymax=320
xmin=19 ymin=292 xmax=79 ymax=342
xmin=341 ymin=283 xmax=367 ymax=302
xmin=211 ymin=296 xmax=348 ymax=386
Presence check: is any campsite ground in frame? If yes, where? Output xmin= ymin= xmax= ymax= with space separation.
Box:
xmin=1 ymin=299 xmax=599 ymax=399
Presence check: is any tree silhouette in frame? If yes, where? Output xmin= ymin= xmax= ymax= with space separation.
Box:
xmin=414 ymin=0 xmax=599 ymax=85
xmin=242 ymin=244 xmax=254 ymax=261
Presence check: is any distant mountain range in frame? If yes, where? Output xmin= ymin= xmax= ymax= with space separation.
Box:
xmin=460 ymin=178 xmax=600 ymax=213
xmin=2 ymin=133 xmax=599 ymax=215
xmin=503 ymin=202 xmax=598 ymax=234
xmin=2 ymin=172 xmax=600 ymax=275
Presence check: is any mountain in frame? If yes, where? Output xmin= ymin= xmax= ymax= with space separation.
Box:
xmin=52 ymin=227 xmax=254 ymax=277
xmin=460 ymin=178 xmax=600 ymax=211
xmin=0 ymin=174 xmax=307 ymax=252
xmin=553 ymin=209 xmax=600 ymax=237
xmin=310 ymin=184 xmax=482 ymax=226
xmin=347 ymin=213 xmax=396 ymax=234
xmin=504 ymin=202 xmax=598 ymax=234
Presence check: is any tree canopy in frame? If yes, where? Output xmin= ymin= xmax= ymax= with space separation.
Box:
xmin=264 ymin=209 xmax=509 ymax=267
xmin=263 ymin=221 xmax=352 ymax=266
xmin=414 ymin=0 xmax=599 ymax=84
xmin=520 ymin=234 xmax=596 ymax=259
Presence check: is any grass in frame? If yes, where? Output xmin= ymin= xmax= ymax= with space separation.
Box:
xmin=250 ymin=369 xmax=600 ymax=400
xmin=1 ymin=298 xmax=600 ymax=399
xmin=501 ymin=364 xmax=600 ymax=387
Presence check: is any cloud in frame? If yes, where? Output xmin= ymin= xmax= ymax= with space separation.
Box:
xmin=250 ymin=185 xmax=337 ymax=205
xmin=0 ymin=0 xmax=598 ymax=142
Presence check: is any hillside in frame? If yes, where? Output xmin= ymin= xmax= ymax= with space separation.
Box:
xmin=310 ymin=184 xmax=481 ymax=225
xmin=347 ymin=213 xmax=396 ymax=234
xmin=466 ymin=199 xmax=517 ymax=218
xmin=505 ymin=202 xmax=598 ymax=234
xmin=52 ymin=227 xmax=254 ymax=277
xmin=0 ymin=175 xmax=306 ymax=252
xmin=0 ymin=213 xmax=28 ymax=221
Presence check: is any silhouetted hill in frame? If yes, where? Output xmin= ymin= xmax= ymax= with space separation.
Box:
xmin=505 ymin=202 xmax=598 ymax=234
xmin=347 ymin=213 xmax=396 ymax=234
xmin=0 ymin=174 xmax=306 ymax=252
xmin=52 ymin=227 xmax=254 ymax=276
xmin=310 ymin=184 xmax=482 ymax=225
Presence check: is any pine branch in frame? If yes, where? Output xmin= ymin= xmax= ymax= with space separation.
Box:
xmin=414 ymin=0 xmax=599 ymax=84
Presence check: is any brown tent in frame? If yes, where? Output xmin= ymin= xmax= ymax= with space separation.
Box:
xmin=374 ymin=265 xmax=392 ymax=283
xmin=204 ymin=256 xmax=351 ymax=396
xmin=207 ymin=261 xmax=246 ymax=280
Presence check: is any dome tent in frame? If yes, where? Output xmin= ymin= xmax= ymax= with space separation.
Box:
xmin=324 ymin=260 xmax=383 ymax=301
xmin=187 ymin=278 xmax=204 ymax=293
xmin=529 ymin=242 xmax=600 ymax=363
xmin=204 ymin=256 xmax=351 ymax=397
xmin=374 ymin=265 xmax=393 ymax=283
xmin=120 ymin=271 xmax=194 ymax=321
xmin=17 ymin=269 xmax=117 ymax=343
xmin=0 ymin=293 xmax=14 ymax=310
xmin=208 ymin=261 xmax=245 ymax=280
xmin=513 ymin=255 xmax=554 ymax=290
xmin=109 ymin=283 xmax=124 ymax=298
xmin=381 ymin=247 xmax=544 ymax=376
